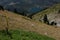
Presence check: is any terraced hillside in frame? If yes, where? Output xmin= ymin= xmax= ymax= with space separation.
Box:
xmin=0 ymin=10 xmax=60 ymax=40
xmin=32 ymin=4 xmax=60 ymax=27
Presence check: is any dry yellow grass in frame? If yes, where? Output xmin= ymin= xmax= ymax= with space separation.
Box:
xmin=0 ymin=10 xmax=60 ymax=40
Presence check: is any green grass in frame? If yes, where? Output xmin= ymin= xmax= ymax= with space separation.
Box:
xmin=0 ymin=29 xmax=55 ymax=40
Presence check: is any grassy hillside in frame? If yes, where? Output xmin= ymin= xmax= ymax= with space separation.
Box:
xmin=0 ymin=10 xmax=60 ymax=40
xmin=32 ymin=4 xmax=60 ymax=21
xmin=0 ymin=29 xmax=55 ymax=40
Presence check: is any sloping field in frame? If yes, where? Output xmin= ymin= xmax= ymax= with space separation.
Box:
xmin=0 ymin=10 xmax=60 ymax=40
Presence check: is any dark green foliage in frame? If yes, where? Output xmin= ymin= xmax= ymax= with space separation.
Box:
xmin=5 ymin=27 xmax=13 ymax=39
xmin=13 ymin=8 xmax=27 ymax=16
xmin=22 ymin=11 xmax=26 ymax=16
xmin=58 ymin=10 xmax=60 ymax=13
xmin=50 ymin=21 xmax=57 ymax=28
xmin=28 ymin=15 xmax=32 ymax=19
xmin=55 ymin=23 xmax=57 ymax=25
xmin=14 ymin=9 xmax=18 ymax=13
xmin=43 ymin=14 xmax=48 ymax=23
xmin=43 ymin=14 xmax=49 ymax=24
xmin=50 ymin=21 xmax=57 ymax=26
xmin=50 ymin=21 xmax=55 ymax=25
xmin=0 ymin=5 xmax=4 ymax=11
xmin=13 ymin=8 xmax=33 ymax=19
xmin=46 ymin=20 xmax=50 ymax=25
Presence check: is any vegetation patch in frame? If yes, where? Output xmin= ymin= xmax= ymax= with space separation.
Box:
xmin=0 ymin=29 xmax=55 ymax=40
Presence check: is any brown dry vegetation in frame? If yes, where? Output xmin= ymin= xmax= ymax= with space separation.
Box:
xmin=0 ymin=10 xmax=60 ymax=40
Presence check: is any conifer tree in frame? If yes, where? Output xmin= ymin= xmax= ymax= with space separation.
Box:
xmin=43 ymin=14 xmax=49 ymax=24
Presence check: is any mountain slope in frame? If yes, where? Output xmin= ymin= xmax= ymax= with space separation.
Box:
xmin=0 ymin=0 xmax=60 ymax=14
xmin=32 ymin=4 xmax=60 ymax=26
xmin=0 ymin=10 xmax=60 ymax=40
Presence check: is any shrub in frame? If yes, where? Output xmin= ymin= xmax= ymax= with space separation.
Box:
xmin=0 ymin=5 xmax=4 ymax=11
xmin=43 ymin=14 xmax=49 ymax=24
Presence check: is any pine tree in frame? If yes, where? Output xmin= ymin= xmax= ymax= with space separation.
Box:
xmin=43 ymin=14 xmax=49 ymax=24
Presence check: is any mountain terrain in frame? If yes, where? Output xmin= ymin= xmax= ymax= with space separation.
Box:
xmin=32 ymin=4 xmax=60 ymax=27
xmin=0 ymin=0 xmax=60 ymax=15
xmin=0 ymin=10 xmax=60 ymax=40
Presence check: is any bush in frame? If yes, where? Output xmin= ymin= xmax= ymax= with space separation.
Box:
xmin=0 ymin=5 xmax=4 ymax=11
xmin=50 ymin=21 xmax=57 ymax=26
xmin=43 ymin=14 xmax=49 ymax=24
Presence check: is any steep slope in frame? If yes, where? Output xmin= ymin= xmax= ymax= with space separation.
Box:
xmin=0 ymin=10 xmax=60 ymax=40
xmin=32 ymin=4 xmax=60 ymax=26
